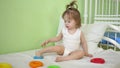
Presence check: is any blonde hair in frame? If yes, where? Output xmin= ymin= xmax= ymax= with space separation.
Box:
xmin=62 ymin=1 xmax=81 ymax=28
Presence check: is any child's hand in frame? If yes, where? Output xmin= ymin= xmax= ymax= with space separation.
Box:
xmin=85 ymin=54 xmax=93 ymax=57
xmin=41 ymin=40 xmax=49 ymax=47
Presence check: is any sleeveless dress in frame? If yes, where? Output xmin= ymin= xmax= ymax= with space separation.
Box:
xmin=62 ymin=27 xmax=82 ymax=56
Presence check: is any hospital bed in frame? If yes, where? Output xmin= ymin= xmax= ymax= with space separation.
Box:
xmin=0 ymin=48 xmax=120 ymax=68
xmin=0 ymin=15 xmax=120 ymax=68
xmin=0 ymin=0 xmax=120 ymax=68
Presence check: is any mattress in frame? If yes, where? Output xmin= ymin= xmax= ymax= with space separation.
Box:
xmin=0 ymin=49 xmax=120 ymax=68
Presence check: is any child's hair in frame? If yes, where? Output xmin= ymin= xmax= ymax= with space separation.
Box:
xmin=62 ymin=1 xmax=81 ymax=28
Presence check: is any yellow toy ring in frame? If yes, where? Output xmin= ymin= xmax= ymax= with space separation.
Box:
xmin=0 ymin=63 xmax=12 ymax=68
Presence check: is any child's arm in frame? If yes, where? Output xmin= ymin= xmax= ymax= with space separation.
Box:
xmin=41 ymin=31 xmax=63 ymax=46
xmin=80 ymin=31 xmax=93 ymax=57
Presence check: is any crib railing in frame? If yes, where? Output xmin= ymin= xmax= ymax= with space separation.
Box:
xmin=99 ymin=25 xmax=120 ymax=51
xmin=84 ymin=0 xmax=120 ymax=25
xmin=94 ymin=0 xmax=120 ymax=24
xmin=95 ymin=0 xmax=120 ymax=16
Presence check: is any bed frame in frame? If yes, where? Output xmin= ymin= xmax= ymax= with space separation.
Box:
xmin=84 ymin=0 xmax=120 ymax=50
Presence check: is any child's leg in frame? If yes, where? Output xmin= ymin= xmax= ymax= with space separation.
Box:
xmin=36 ymin=45 xmax=64 ymax=56
xmin=55 ymin=50 xmax=84 ymax=62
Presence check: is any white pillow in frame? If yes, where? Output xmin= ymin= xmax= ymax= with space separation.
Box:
xmin=81 ymin=23 xmax=108 ymax=54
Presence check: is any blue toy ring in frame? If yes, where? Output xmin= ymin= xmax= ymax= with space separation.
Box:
xmin=33 ymin=56 xmax=44 ymax=59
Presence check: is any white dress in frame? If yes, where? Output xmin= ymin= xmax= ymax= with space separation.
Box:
xmin=62 ymin=27 xmax=82 ymax=56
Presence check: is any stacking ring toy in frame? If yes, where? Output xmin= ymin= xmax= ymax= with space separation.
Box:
xmin=0 ymin=63 xmax=12 ymax=68
xmin=33 ymin=56 xmax=44 ymax=59
xmin=48 ymin=65 xmax=60 ymax=68
xmin=29 ymin=61 xmax=44 ymax=68
xmin=90 ymin=58 xmax=105 ymax=64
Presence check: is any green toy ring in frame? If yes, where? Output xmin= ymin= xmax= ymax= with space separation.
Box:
xmin=0 ymin=63 xmax=12 ymax=68
xmin=48 ymin=65 xmax=60 ymax=68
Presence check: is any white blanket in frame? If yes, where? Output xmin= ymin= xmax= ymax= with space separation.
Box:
xmin=0 ymin=49 xmax=120 ymax=68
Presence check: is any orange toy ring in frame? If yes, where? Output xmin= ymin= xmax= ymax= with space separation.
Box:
xmin=29 ymin=61 xmax=44 ymax=68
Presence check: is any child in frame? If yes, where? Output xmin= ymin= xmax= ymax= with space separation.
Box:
xmin=36 ymin=1 xmax=93 ymax=62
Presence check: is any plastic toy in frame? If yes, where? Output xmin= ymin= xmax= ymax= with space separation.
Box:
xmin=29 ymin=61 xmax=44 ymax=68
xmin=90 ymin=58 xmax=105 ymax=64
xmin=33 ymin=56 xmax=44 ymax=59
xmin=48 ymin=65 xmax=60 ymax=68
xmin=0 ymin=63 xmax=12 ymax=68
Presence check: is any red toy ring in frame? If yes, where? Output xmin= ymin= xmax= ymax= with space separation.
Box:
xmin=29 ymin=61 xmax=44 ymax=68
xmin=90 ymin=58 xmax=105 ymax=64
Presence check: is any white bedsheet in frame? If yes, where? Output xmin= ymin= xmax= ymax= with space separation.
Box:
xmin=0 ymin=49 xmax=120 ymax=68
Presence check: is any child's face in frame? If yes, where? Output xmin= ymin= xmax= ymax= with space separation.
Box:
xmin=63 ymin=14 xmax=76 ymax=30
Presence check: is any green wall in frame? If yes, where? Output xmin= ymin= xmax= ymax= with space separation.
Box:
xmin=0 ymin=0 xmax=84 ymax=54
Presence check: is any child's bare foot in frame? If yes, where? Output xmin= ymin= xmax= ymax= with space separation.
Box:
xmin=55 ymin=56 xmax=64 ymax=62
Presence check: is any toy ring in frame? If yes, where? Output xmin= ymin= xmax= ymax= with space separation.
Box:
xmin=48 ymin=65 xmax=60 ymax=68
xmin=29 ymin=61 xmax=44 ymax=68
xmin=33 ymin=56 xmax=44 ymax=59
xmin=90 ymin=58 xmax=105 ymax=64
xmin=0 ymin=63 xmax=12 ymax=68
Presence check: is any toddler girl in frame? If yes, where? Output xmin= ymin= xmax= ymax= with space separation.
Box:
xmin=36 ymin=1 xmax=92 ymax=62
